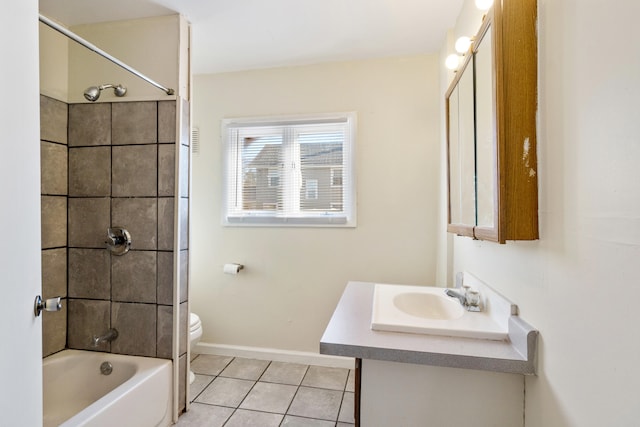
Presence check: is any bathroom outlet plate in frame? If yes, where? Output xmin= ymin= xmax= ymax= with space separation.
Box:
xmin=371 ymin=283 xmax=510 ymax=341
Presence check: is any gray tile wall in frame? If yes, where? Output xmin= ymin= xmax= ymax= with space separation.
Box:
xmin=39 ymin=96 xmax=191 ymax=399
xmin=66 ymin=99 xmax=189 ymax=366
xmin=41 ymin=96 xmax=189 ymax=352
xmin=40 ymin=95 xmax=68 ymax=357
xmin=40 ymin=96 xmax=190 ymax=410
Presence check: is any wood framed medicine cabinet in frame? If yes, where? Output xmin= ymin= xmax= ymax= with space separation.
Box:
xmin=446 ymin=0 xmax=538 ymax=244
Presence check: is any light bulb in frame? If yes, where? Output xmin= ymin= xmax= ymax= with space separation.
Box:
xmin=475 ymin=0 xmax=494 ymax=10
xmin=445 ymin=54 xmax=461 ymax=70
xmin=455 ymin=36 xmax=472 ymax=54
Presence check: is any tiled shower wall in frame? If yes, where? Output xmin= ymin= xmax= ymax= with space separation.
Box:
xmin=40 ymin=95 xmax=69 ymax=357
xmin=40 ymin=95 xmax=190 ymax=409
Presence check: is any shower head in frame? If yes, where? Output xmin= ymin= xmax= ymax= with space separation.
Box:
xmin=83 ymin=84 xmax=127 ymax=102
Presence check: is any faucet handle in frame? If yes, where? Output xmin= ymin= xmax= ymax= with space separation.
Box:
xmin=105 ymin=227 xmax=131 ymax=256
xmin=465 ymin=290 xmax=481 ymax=312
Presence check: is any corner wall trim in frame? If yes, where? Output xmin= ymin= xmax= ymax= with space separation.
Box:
xmin=195 ymin=342 xmax=355 ymax=369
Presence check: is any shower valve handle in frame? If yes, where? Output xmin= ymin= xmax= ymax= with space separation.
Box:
xmin=105 ymin=227 xmax=131 ymax=256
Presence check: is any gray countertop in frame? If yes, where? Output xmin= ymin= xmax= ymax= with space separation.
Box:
xmin=320 ymin=281 xmax=537 ymax=375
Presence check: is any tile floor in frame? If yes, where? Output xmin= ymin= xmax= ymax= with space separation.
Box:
xmin=176 ymin=354 xmax=356 ymax=427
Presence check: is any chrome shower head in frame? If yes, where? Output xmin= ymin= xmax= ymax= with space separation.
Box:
xmin=83 ymin=84 xmax=127 ymax=102
xmin=83 ymin=86 xmax=101 ymax=102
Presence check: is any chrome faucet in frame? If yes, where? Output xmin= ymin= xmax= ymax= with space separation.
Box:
xmin=92 ymin=328 xmax=118 ymax=347
xmin=445 ymin=287 xmax=481 ymax=312
xmin=445 ymin=289 xmax=467 ymax=305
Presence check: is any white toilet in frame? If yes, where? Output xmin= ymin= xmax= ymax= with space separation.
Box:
xmin=189 ymin=313 xmax=203 ymax=384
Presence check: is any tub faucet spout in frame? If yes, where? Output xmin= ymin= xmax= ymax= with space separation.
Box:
xmin=92 ymin=328 xmax=118 ymax=347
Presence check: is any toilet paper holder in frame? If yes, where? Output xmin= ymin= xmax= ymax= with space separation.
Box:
xmin=223 ymin=263 xmax=244 ymax=274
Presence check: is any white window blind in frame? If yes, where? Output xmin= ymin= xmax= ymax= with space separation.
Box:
xmin=222 ymin=113 xmax=356 ymax=227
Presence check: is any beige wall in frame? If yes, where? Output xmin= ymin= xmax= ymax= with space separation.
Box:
xmin=443 ymin=0 xmax=640 ymax=425
xmin=39 ymin=23 xmax=69 ymax=101
xmin=192 ymin=56 xmax=441 ymax=352
xmin=38 ymin=15 xmax=188 ymax=103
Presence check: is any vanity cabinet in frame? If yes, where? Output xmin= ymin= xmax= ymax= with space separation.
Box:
xmin=360 ymin=359 xmax=524 ymax=427
xmin=446 ymin=0 xmax=538 ymax=243
xmin=320 ymin=281 xmax=538 ymax=427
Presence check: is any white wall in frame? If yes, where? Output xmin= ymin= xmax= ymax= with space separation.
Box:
xmin=444 ymin=0 xmax=640 ymax=425
xmin=192 ymin=56 xmax=441 ymax=352
xmin=0 ymin=1 xmax=43 ymax=424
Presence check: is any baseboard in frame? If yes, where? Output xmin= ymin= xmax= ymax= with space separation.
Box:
xmin=194 ymin=342 xmax=355 ymax=369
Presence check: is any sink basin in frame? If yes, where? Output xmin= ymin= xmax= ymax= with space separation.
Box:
xmin=371 ymin=283 xmax=510 ymax=340
xmin=392 ymin=292 xmax=464 ymax=320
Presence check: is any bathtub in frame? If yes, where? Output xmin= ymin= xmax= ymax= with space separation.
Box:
xmin=43 ymin=349 xmax=172 ymax=427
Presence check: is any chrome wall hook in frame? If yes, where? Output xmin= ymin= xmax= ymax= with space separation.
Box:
xmin=34 ymin=295 xmax=62 ymax=317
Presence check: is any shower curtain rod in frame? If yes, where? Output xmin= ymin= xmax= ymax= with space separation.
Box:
xmin=39 ymin=14 xmax=175 ymax=96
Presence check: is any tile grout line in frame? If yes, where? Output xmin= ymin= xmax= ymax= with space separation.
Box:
xmin=232 ymin=359 xmax=272 ymax=413
xmin=190 ymin=355 xmax=235 ymax=404
xmin=187 ymin=357 xmax=356 ymax=426
xmin=278 ymin=364 xmax=311 ymax=426
xmin=220 ymin=357 xmax=270 ymax=427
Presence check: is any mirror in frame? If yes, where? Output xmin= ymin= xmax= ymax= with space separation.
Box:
xmin=445 ymin=0 xmax=538 ymax=243
xmin=474 ymin=25 xmax=496 ymax=229
xmin=446 ymin=55 xmax=475 ymax=236
xmin=446 ymin=17 xmax=496 ymax=237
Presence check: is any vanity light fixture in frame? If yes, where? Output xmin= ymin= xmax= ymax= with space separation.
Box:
xmin=446 ymin=37 xmax=473 ymax=70
xmin=445 ymin=53 xmax=462 ymax=70
xmin=455 ymin=36 xmax=473 ymax=54
xmin=445 ymin=0 xmax=492 ymax=70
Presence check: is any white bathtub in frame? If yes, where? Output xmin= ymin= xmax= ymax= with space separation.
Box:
xmin=43 ymin=349 xmax=172 ymax=427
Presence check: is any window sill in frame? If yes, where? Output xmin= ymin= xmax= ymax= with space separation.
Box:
xmin=225 ymin=215 xmax=355 ymax=228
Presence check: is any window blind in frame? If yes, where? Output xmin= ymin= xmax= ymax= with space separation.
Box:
xmin=223 ymin=113 xmax=356 ymax=227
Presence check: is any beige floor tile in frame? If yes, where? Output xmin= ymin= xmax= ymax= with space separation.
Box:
xmin=189 ymin=374 xmax=214 ymax=402
xmin=174 ymin=403 xmax=233 ymax=427
xmin=261 ymin=361 xmax=308 ymax=385
xmin=239 ymin=382 xmax=297 ymax=413
xmin=301 ymin=366 xmax=349 ymax=391
xmin=288 ymin=387 xmax=343 ymax=421
xmin=190 ymin=354 xmax=233 ymax=375
xmin=224 ymin=409 xmax=283 ymax=427
xmin=282 ymin=415 xmax=336 ymax=426
xmin=219 ymin=357 xmax=270 ymax=380
xmin=346 ymin=369 xmax=355 ymax=392
xmin=338 ymin=391 xmax=355 ymax=423
xmin=194 ymin=377 xmax=254 ymax=407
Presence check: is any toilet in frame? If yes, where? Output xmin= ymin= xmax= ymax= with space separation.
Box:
xmin=189 ymin=313 xmax=203 ymax=384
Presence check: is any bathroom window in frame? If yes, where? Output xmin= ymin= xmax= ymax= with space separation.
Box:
xmin=222 ymin=113 xmax=356 ymax=227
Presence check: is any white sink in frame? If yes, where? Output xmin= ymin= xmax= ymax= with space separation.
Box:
xmin=392 ymin=292 xmax=464 ymax=320
xmin=371 ymin=281 xmax=515 ymax=341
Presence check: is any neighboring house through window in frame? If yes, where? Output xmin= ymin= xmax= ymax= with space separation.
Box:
xmin=222 ymin=113 xmax=356 ymax=226
xmin=305 ymin=179 xmax=319 ymax=200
